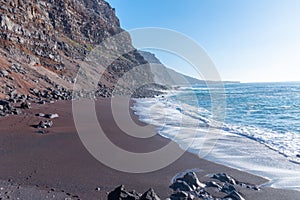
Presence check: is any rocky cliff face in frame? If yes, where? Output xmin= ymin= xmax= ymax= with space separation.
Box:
xmin=1 ymin=0 xmax=121 ymax=66
xmin=0 ymin=0 xmax=153 ymax=100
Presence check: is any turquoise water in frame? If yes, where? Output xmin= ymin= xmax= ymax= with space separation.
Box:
xmin=133 ymin=82 xmax=300 ymax=190
xmin=194 ymin=82 xmax=300 ymax=134
xmin=170 ymin=82 xmax=300 ymax=161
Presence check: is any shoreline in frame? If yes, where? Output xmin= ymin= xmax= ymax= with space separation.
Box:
xmin=132 ymin=91 xmax=300 ymax=192
xmin=0 ymin=97 xmax=299 ymax=199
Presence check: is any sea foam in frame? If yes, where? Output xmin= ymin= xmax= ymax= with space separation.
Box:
xmin=132 ymin=86 xmax=300 ymax=190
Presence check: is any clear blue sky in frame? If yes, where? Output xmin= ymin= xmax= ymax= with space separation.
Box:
xmin=106 ymin=0 xmax=300 ymax=82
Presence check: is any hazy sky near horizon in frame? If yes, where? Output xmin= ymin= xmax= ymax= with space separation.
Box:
xmin=107 ymin=0 xmax=300 ymax=83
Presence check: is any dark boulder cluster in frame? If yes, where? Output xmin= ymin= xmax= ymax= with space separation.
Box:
xmin=210 ymin=173 xmax=259 ymax=191
xmin=169 ymin=172 xmax=214 ymax=200
xmin=2 ymin=80 xmax=34 ymax=103
xmin=169 ymin=172 xmax=258 ymax=200
xmin=0 ymin=99 xmax=20 ymax=116
xmin=169 ymin=172 xmax=261 ymax=200
xmin=36 ymin=120 xmax=53 ymax=129
xmin=0 ymin=90 xmax=41 ymax=116
xmin=8 ymin=91 xmax=34 ymax=103
xmin=0 ymin=83 xmax=71 ymax=118
xmin=29 ymin=86 xmax=72 ymax=102
xmin=34 ymin=113 xmax=59 ymax=132
xmin=108 ymin=185 xmax=160 ymax=200
xmin=108 ymin=172 xmax=260 ymax=200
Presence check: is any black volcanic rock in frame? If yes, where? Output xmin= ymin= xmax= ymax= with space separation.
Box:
xmin=221 ymin=183 xmax=236 ymax=194
xmin=107 ymin=171 xmax=261 ymax=200
xmin=140 ymin=188 xmax=160 ymax=200
xmin=170 ymin=180 xmax=193 ymax=192
xmin=37 ymin=120 xmax=53 ymax=129
xmin=205 ymin=181 xmax=222 ymax=189
xmin=177 ymin=172 xmax=206 ymax=190
xmin=108 ymin=185 xmax=141 ymax=200
xmin=212 ymin=173 xmax=237 ymax=185
xmin=44 ymin=113 xmax=59 ymax=119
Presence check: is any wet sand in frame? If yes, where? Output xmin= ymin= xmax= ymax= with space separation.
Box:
xmin=0 ymin=98 xmax=299 ymax=199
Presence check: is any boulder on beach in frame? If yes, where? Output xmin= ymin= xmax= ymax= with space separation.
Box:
xmin=108 ymin=185 xmax=161 ymax=200
xmin=37 ymin=120 xmax=53 ymax=129
xmin=45 ymin=113 xmax=59 ymax=119
xmin=170 ymin=180 xmax=193 ymax=192
xmin=108 ymin=185 xmax=141 ymax=200
xmin=170 ymin=171 xmax=206 ymax=193
xmin=36 ymin=113 xmax=46 ymax=117
xmin=177 ymin=172 xmax=206 ymax=189
xmin=140 ymin=188 xmax=160 ymax=200
xmin=212 ymin=173 xmax=237 ymax=185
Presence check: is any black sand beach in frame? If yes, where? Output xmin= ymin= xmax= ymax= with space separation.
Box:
xmin=0 ymin=98 xmax=299 ymax=199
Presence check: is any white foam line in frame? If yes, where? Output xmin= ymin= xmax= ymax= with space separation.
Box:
xmin=132 ymin=95 xmax=300 ymax=191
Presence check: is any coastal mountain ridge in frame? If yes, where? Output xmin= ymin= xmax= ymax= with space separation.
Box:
xmin=139 ymin=51 xmax=240 ymax=86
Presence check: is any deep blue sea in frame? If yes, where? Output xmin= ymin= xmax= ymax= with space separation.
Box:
xmin=134 ymin=82 xmax=300 ymax=190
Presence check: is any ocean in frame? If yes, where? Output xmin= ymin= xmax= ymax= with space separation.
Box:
xmin=133 ymin=82 xmax=300 ymax=190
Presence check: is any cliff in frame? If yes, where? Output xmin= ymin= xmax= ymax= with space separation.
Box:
xmin=0 ymin=0 xmax=153 ymax=100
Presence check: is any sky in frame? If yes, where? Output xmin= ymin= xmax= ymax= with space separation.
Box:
xmin=106 ymin=0 xmax=300 ymax=83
